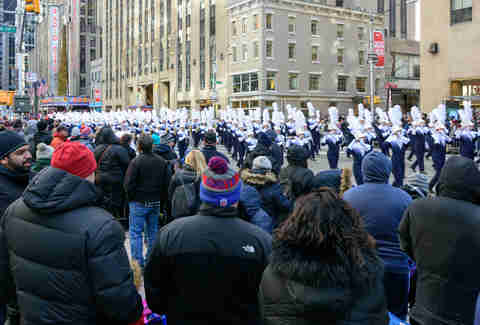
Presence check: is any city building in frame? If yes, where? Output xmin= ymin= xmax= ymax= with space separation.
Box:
xmin=103 ymin=0 xmax=228 ymax=112
xmin=28 ymin=2 xmax=64 ymax=96
xmin=103 ymin=0 xmax=387 ymax=113
xmin=0 ymin=0 xmax=17 ymax=90
xmin=382 ymin=0 xmax=420 ymax=111
xmin=89 ymin=57 xmax=102 ymax=109
xmin=226 ymin=0 xmax=385 ymax=113
xmin=421 ymin=0 xmax=477 ymax=112
xmin=65 ymin=0 xmax=97 ymax=96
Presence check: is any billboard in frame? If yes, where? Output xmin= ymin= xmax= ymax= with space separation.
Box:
xmin=49 ymin=5 xmax=60 ymax=95
xmin=373 ymin=31 xmax=385 ymax=67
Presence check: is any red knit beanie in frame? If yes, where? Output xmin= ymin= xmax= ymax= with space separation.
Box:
xmin=51 ymin=142 xmax=97 ymax=178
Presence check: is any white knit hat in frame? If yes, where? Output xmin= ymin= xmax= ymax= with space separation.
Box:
xmin=36 ymin=143 xmax=54 ymax=160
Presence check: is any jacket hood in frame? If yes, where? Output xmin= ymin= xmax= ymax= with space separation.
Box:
xmin=241 ymin=169 xmax=277 ymax=186
xmin=361 ymin=151 xmax=392 ymax=184
xmin=154 ymin=143 xmax=172 ymax=154
xmin=23 ymin=167 xmax=101 ymax=215
xmin=96 ymin=127 xmax=119 ymax=145
xmin=437 ymin=156 xmax=480 ymax=204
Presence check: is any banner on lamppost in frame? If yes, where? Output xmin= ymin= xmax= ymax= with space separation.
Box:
xmin=49 ymin=5 xmax=60 ymax=95
xmin=373 ymin=31 xmax=385 ymax=67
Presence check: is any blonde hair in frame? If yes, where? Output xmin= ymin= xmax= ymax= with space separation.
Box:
xmin=130 ymin=259 xmax=143 ymax=290
xmin=185 ymin=150 xmax=207 ymax=175
xmin=339 ymin=168 xmax=353 ymax=197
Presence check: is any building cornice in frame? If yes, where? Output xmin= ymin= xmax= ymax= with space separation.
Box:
xmin=228 ymin=0 xmax=383 ymax=26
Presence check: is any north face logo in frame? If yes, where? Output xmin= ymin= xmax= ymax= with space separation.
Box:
xmin=242 ymin=245 xmax=255 ymax=253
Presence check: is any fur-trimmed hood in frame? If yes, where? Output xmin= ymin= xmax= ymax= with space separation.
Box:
xmin=241 ymin=169 xmax=277 ymax=187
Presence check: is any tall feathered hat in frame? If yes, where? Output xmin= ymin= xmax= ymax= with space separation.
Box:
xmin=307 ymin=102 xmax=316 ymax=118
xmin=459 ymin=101 xmax=474 ymax=128
xmin=410 ymin=106 xmax=424 ymax=126
xmin=263 ymin=108 xmax=270 ymax=125
xmin=389 ymin=105 xmax=403 ymax=133
xmin=295 ymin=109 xmax=306 ymax=134
xmin=328 ymin=106 xmax=339 ymax=131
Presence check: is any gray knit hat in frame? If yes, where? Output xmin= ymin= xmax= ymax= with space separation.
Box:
xmin=252 ymin=156 xmax=272 ymax=172
xmin=36 ymin=143 xmax=54 ymax=160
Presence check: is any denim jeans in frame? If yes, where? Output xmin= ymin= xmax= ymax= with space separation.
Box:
xmin=129 ymin=202 xmax=160 ymax=268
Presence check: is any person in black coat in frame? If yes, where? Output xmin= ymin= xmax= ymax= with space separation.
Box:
xmin=153 ymin=133 xmax=179 ymax=162
xmin=399 ymin=156 xmax=480 ymax=325
xmin=243 ymin=132 xmax=282 ymax=175
xmin=0 ymin=131 xmax=32 ymax=325
xmin=124 ymin=134 xmax=172 ymax=267
xmin=0 ymin=143 xmax=143 ymax=325
xmin=279 ymin=145 xmax=314 ymax=202
xmin=168 ymin=149 xmax=206 ymax=220
xmin=259 ymin=188 xmax=389 ymax=325
xmin=144 ymin=157 xmax=271 ymax=325
xmin=94 ymin=127 xmax=131 ymax=224
xmin=240 ymin=156 xmax=292 ymax=232
xmin=29 ymin=120 xmax=52 ymax=161
xmin=201 ymin=131 xmax=230 ymax=164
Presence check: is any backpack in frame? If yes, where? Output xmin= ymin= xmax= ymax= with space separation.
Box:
xmin=171 ymin=174 xmax=199 ymax=219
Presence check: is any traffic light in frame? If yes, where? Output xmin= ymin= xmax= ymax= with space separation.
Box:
xmin=25 ymin=0 xmax=40 ymax=14
xmin=365 ymin=96 xmax=381 ymax=105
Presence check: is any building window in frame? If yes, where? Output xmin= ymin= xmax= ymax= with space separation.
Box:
xmin=253 ymin=41 xmax=259 ymax=58
xmin=337 ymin=24 xmax=344 ymax=39
xmin=312 ymin=45 xmax=319 ymax=62
xmin=337 ymin=76 xmax=348 ymax=92
xmin=337 ymin=48 xmax=344 ymax=64
xmin=358 ymin=50 xmax=365 ymax=65
xmin=311 ymin=20 xmax=319 ymax=35
xmin=289 ymin=73 xmax=299 ymax=90
xmin=394 ymin=54 xmax=420 ymax=79
xmin=242 ymin=44 xmax=248 ymax=61
xmin=232 ymin=46 xmax=237 ymax=62
xmin=356 ymin=77 xmax=367 ymax=92
xmin=266 ymin=40 xmax=273 ymax=58
xmin=266 ymin=13 xmax=273 ymax=30
xmin=288 ymin=43 xmax=296 ymax=60
xmin=253 ymin=14 xmax=259 ymax=30
xmin=232 ymin=72 xmax=259 ymax=93
xmin=186 ymin=41 xmax=191 ymax=91
xmin=358 ymin=26 xmax=365 ymax=40
xmin=336 ymin=0 xmax=344 ymax=7
xmin=288 ymin=16 xmax=295 ymax=33
xmin=375 ymin=78 xmax=381 ymax=95
xmin=309 ymin=74 xmax=320 ymax=91
xmin=242 ymin=17 xmax=247 ymax=33
xmin=232 ymin=21 xmax=237 ymax=36
xmin=233 ymin=75 xmax=241 ymax=93
xmin=266 ymin=71 xmax=276 ymax=90
xmin=451 ymin=0 xmax=472 ymax=25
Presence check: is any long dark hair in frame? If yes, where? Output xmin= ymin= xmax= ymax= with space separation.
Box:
xmin=273 ymin=187 xmax=379 ymax=287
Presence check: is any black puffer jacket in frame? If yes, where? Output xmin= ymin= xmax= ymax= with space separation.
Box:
xmin=0 ymin=167 xmax=142 ymax=325
xmin=399 ymin=156 xmax=480 ymax=325
xmin=0 ymin=166 xmax=29 ymax=217
xmin=94 ymin=142 xmax=131 ymax=185
xmin=144 ymin=204 xmax=272 ymax=325
xmin=259 ymin=241 xmax=389 ymax=325
xmin=279 ymin=165 xmax=314 ymax=201
xmin=201 ymin=144 xmax=229 ymax=164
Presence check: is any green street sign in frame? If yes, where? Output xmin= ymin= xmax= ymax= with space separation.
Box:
xmin=216 ymin=81 xmax=223 ymax=85
xmin=0 ymin=25 xmax=16 ymax=33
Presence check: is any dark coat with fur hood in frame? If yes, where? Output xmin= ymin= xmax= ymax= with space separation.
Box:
xmin=240 ymin=169 xmax=292 ymax=225
xmin=259 ymin=240 xmax=389 ymax=325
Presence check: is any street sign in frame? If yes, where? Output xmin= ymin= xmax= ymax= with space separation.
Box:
xmin=26 ymin=72 xmax=38 ymax=82
xmin=0 ymin=25 xmax=16 ymax=33
xmin=216 ymin=81 xmax=223 ymax=85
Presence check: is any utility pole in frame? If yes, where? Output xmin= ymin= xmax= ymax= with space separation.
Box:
xmin=368 ymin=11 xmax=379 ymax=119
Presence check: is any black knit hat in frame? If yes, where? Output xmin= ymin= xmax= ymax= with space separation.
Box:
xmin=287 ymin=145 xmax=309 ymax=162
xmin=0 ymin=131 xmax=28 ymax=160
